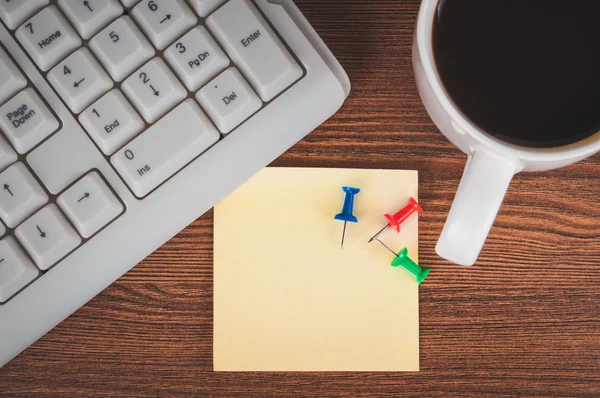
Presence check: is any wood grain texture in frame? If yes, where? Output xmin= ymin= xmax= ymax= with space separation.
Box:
xmin=1 ymin=1 xmax=599 ymax=396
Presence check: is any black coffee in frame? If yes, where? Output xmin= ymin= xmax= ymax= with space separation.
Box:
xmin=433 ymin=0 xmax=600 ymax=148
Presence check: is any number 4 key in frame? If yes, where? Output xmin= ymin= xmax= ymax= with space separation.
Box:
xmin=47 ymin=48 xmax=113 ymax=113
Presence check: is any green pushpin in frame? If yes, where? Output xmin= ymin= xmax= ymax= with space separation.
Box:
xmin=374 ymin=239 xmax=430 ymax=284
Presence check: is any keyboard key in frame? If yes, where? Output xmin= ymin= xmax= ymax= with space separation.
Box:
xmin=112 ymin=99 xmax=219 ymax=197
xmin=0 ymin=163 xmax=48 ymax=228
xmin=89 ymin=16 xmax=154 ymax=82
xmin=0 ymin=0 xmax=48 ymax=30
xmin=0 ymin=237 xmax=39 ymax=303
xmin=206 ymin=0 xmax=302 ymax=101
xmin=15 ymin=6 xmax=82 ymax=71
xmin=122 ymin=58 xmax=186 ymax=123
xmin=186 ymin=0 xmax=227 ymax=17
xmin=131 ymin=0 xmax=197 ymax=50
xmin=15 ymin=204 xmax=81 ymax=271
xmin=48 ymin=48 xmax=113 ymax=114
xmin=119 ymin=0 xmax=141 ymax=7
xmin=0 ymin=88 xmax=60 ymax=154
xmin=79 ymin=89 xmax=145 ymax=155
xmin=57 ymin=172 xmax=123 ymax=238
xmin=58 ymin=0 xmax=123 ymax=40
xmin=0 ymin=46 xmax=27 ymax=106
xmin=164 ymin=26 xmax=230 ymax=92
xmin=0 ymin=136 xmax=18 ymax=173
xmin=196 ymin=67 xmax=261 ymax=134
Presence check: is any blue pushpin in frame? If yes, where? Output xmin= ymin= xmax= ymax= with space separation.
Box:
xmin=334 ymin=186 xmax=360 ymax=249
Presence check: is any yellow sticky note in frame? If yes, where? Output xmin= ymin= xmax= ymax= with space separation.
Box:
xmin=214 ymin=168 xmax=420 ymax=371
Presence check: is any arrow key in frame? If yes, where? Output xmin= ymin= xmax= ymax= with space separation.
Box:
xmin=57 ymin=0 xmax=123 ymax=40
xmin=0 ymin=237 xmax=39 ymax=304
xmin=57 ymin=171 xmax=123 ymax=238
xmin=15 ymin=204 xmax=81 ymax=271
xmin=0 ymin=162 xmax=48 ymax=228
xmin=48 ymin=48 xmax=113 ymax=114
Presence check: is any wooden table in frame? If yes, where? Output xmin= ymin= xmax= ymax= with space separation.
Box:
xmin=2 ymin=1 xmax=599 ymax=396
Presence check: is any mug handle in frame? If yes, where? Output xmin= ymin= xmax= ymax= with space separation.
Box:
xmin=436 ymin=149 xmax=523 ymax=265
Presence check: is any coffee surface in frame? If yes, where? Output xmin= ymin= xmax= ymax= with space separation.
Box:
xmin=433 ymin=0 xmax=600 ymax=147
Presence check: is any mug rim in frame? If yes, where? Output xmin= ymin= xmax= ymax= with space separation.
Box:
xmin=416 ymin=0 xmax=600 ymax=162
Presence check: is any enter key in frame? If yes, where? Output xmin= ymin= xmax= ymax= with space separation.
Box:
xmin=206 ymin=0 xmax=303 ymax=102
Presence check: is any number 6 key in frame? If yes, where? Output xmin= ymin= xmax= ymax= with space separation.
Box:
xmin=131 ymin=0 xmax=197 ymax=50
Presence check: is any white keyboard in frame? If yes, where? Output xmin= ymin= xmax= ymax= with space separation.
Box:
xmin=0 ymin=0 xmax=350 ymax=367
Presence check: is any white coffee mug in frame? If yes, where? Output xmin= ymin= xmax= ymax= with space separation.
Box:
xmin=413 ymin=0 xmax=600 ymax=266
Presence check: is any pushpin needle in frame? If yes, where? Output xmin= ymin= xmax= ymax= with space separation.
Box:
xmin=368 ymin=197 xmax=423 ymax=243
xmin=341 ymin=221 xmax=348 ymax=249
xmin=369 ymin=224 xmax=392 ymax=244
xmin=374 ymin=238 xmax=398 ymax=256
xmin=334 ymin=186 xmax=360 ymax=249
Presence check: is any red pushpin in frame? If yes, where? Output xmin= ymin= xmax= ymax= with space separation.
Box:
xmin=368 ymin=197 xmax=423 ymax=243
